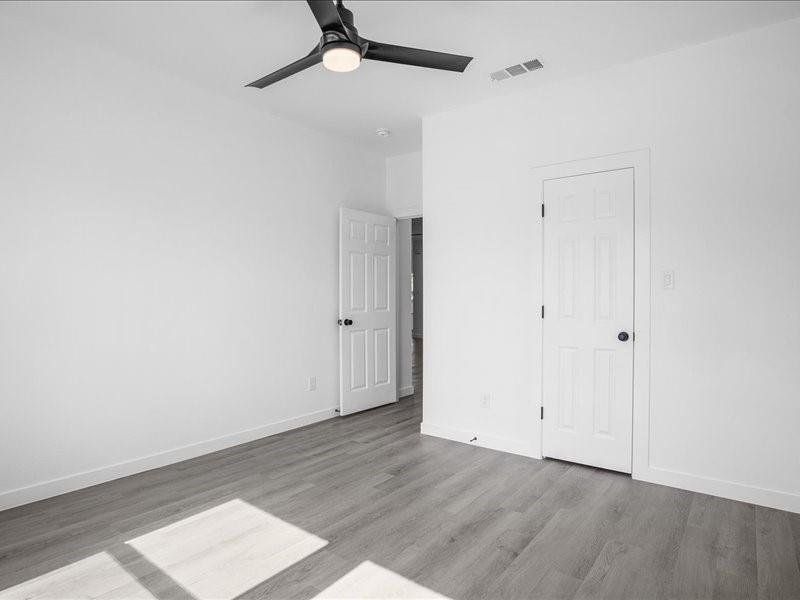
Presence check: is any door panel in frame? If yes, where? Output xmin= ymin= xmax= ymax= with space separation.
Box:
xmin=374 ymin=328 xmax=390 ymax=385
xmin=350 ymin=252 xmax=367 ymax=311
xmin=542 ymin=168 xmax=634 ymax=473
xmin=349 ymin=330 xmax=367 ymax=391
xmin=373 ymin=255 xmax=390 ymax=310
xmin=340 ymin=208 xmax=397 ymax=415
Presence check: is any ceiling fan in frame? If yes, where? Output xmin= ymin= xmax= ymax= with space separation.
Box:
xmin=246 ymin=0 xmax=473 ymax=89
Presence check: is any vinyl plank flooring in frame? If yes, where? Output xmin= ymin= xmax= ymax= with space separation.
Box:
xmin=756 ymin=506 xmax=800 ymax=600
xmin=1 ymin=340 xmax=798 ymax=599
xmin=529 ymin=567 xmax=582 ymax=600
xmin=573 ymin=539 xmax=649 ymax=600
xmin=484 ymin=468 xmax=623 ymax=600
xmin=791 ymin=512 xmax=800 ymax=574
xmin=670 ymin=494 xmax=756 ymax=599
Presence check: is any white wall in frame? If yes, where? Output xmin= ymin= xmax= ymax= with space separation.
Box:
xmin=385 ymin=151 xmax=422 ymax=218
xmin=422 ymin=18 xmax=800 ymax=513
xmin=396 ymin=219 xmax=414 ymax=398
xmin=0 ymin=15 xmax=385 ymax=509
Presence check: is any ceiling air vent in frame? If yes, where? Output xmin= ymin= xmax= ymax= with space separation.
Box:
xmin=524 ymin=59 xmax=544 ymax=71
xmin=489 ymin=70 xmax=511 ymax=82
xmin=490 ymin=58 xmax=544 ymax=83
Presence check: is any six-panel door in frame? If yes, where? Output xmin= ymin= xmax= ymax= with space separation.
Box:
xmin=542 ymin=168 xmax=635 ymax=473
xmin=339 ymin=208 xmax=397 ymax=415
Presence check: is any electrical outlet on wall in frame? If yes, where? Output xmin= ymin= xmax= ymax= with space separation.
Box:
xmin=480 ymin=393 xmax=491 ymax=409
xmin=307 ymin=376 xmax=317 ymax=392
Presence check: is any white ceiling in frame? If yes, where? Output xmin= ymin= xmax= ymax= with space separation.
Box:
xmin=6 ymin=1 xmax=800 ymax=155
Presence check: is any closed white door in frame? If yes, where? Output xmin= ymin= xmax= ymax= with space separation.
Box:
xmin=542 ymin=168 xmax=634 ymax=473
xmin=339 ymin=208 xmax=397 ymax=415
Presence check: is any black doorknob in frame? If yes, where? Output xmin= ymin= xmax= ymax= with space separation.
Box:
xmin=618 ymin=331 xmax=630 ymax=342
xmin=343 ymin=318 xmax=353 ymax=326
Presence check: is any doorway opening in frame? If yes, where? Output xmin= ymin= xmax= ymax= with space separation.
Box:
xmin=337 ymin=208 xmax=421 ymax=417
xmin=397 ymin=217 xmax=422 ymax=405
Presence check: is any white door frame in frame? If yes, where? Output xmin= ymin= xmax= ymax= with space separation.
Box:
xmin=532 ymin=149 xmax=651 ymax=479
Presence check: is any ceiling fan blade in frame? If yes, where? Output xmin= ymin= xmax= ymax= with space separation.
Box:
xmin=307 ymin=0 xmax=346 ymax=33
xmin=245 ymin=48 xmax=322 ymax=89
xmin=364 ymin=40 xmax=472 ymax=73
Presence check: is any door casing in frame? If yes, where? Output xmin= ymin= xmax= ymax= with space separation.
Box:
xmin=532 ymin=149 xmax=651 ymax=479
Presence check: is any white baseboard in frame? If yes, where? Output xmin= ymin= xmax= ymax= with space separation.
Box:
xmin=420 ymin=422 xmax=541 ymax=459
xmin=422 ymin=424 xmax=799 ymax=513
xmin=0 ymin=406 xmax=338 ymax=512
xmin=8 ymin=410 xmax=796 ymax=515
xmin=398 ymin=385 xmax=414 ymax=398
xmin=634 ymin=465 xmax=800 ymax=514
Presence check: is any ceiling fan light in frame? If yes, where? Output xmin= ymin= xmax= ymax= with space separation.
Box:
xmin=322 ymin=44 xmax=361 ymax=73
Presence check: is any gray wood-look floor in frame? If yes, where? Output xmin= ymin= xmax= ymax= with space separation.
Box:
xmin=2 ymin=340 xmax=800 ymax=599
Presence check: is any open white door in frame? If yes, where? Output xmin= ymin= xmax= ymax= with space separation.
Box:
xmin=339 ymin=208 xmax=397 ymax=415
xmin=542 ymin=168 xmax=635 ymax=473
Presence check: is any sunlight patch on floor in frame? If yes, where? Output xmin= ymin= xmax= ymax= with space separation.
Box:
xmin=314 ymin=561 xmax=451 ymax=599
xmin=0 ymin=551 xmax=156 ymax=600
xmin=125 ymin=498 xmax=327 ymax=599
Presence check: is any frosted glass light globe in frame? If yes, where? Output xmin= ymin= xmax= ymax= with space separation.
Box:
xmin=323 ymin=46 xmax=361 ymax=72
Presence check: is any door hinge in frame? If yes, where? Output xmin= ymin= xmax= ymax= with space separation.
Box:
xmin=540 ymin=406 xmax=544 ymax=420
xmin=541 ymin=305 xmax=544 ymax=319
xmin=541 ymin=203 xmax=545 ymax=218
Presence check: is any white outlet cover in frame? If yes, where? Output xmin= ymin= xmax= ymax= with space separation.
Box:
xmin=480 ymin=393 xmax=491 ymax=409
xmin=307 ymin=376 xmax=317 ymax=391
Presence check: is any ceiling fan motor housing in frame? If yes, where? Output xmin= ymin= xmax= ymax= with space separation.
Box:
xmin=320 ymin=31 xmax=365 ymax=57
